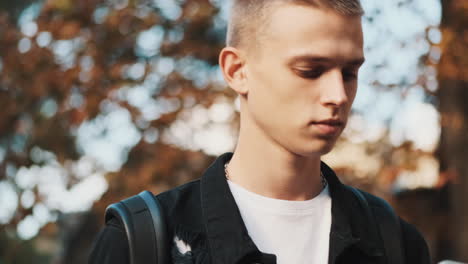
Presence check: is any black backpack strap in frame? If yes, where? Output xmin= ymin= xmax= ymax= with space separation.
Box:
xmin=105 ymin=190 xmax=168 ymax=264
xmin=347 ymin=186 xmax=405 ymax=264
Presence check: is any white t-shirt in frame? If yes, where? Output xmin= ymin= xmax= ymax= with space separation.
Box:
xmin=227 ymin=180 xmax=332 ymax=264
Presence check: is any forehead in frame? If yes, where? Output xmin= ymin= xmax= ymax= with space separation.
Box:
xmin=261 ymin=3 xmax=364 ymax=62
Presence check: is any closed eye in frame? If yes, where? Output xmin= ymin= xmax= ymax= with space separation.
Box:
xmin=294 ymin=67 xmax=326 ymax=79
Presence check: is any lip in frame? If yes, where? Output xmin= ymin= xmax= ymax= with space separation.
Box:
xmin=309 ymin=119 xmax=344 ymax=135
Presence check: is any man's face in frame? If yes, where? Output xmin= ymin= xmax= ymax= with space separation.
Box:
xmin=243 ymin=3 xmax=364 ymax=157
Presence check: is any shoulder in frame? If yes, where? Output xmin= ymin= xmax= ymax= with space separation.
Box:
xmin=156 ymin=179 xmax=211 ymax=263
xmin=156 ymin=179 xmax=201 ymax=207
xmin=88 ymin=217 xmax=129 ymax=264
xmin=358 ymin=190 xmax=431 ymax=263
xmin=88 ymin=180 xmax=204 ymax=264
xmin=155 ymin=179 xmax=203 ymax=223
xmin=399 ymin=218 xmax=431 ymax=263
xmin=357 ymin=189 xmax=393 ymax=210
xmin=155 ymin=178 xmax=205 ymax=233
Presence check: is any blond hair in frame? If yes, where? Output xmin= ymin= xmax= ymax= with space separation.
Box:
xmin=226 ymin=0 xmax=364 ymax=48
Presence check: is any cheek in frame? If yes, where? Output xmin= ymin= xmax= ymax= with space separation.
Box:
xmin=346 ymin=84 xmax=358 ymax=107
xmin=248 ymin=64 xmax=289 ymax=105
xmin=247 ymin=69 xmax=302 ymax=126
xmin=250 ymin=73 xmax=306 ymax=115
xmin=246 ymin=60 xmax=318 ymax=128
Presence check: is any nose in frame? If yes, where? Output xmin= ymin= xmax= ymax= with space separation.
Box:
xmin=320 ymin=70 xmax=349 ymax=108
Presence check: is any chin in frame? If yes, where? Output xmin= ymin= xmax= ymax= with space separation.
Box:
xmin=290 ymin=139 xmax=337 ymax=157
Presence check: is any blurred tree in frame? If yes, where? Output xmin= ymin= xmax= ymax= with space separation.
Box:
xmin=437 ymin=0 xmax=468 ymax=261
xmin=1 ymin=0 xmax=467 ymax=263
xmin=0 ymin=0 xmax=37 ymax=21
xmin=0 ymin=0 xmax=230 ymax=262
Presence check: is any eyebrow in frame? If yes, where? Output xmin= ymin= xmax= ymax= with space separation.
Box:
xmin=287 ymin=55 xmax=366 ymax=67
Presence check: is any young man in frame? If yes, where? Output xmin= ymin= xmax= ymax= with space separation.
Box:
xmin=89 ymin=0 xmax=431 ymax=263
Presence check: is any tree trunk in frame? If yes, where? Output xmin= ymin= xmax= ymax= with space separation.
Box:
xmin=437 ymin=0 xmax=468 ymax=261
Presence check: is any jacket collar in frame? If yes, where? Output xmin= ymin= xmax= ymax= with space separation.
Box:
xmin=200 ymin=152 xmax=384 ymax=264
xmin=320 ymin=162 xmax=384 ymax=263
xmin=200 ymin=152 xmax=263 ymax=263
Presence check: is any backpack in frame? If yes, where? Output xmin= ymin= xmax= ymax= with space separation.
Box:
xmin=105 ymin=191 xmax=168 ymax=264
xmin=104 ymin=187 xmax=404 ymax=264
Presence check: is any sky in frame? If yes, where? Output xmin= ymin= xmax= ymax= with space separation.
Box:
xmin=0 ymin=0 xmax=443 ymax=240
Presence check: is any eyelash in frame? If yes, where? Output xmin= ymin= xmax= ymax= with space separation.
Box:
xmin=296 ymin=68 xmax=326 ymax=79
xmin=295 ymin=68 xmax=358 ymax=81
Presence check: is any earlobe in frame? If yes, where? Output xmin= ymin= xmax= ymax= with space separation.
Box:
xmin=219 ymin=47 xmax=248 ymax=95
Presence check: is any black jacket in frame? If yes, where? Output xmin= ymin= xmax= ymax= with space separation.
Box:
xmin=89 ymin=152 xmax=430 ymax=264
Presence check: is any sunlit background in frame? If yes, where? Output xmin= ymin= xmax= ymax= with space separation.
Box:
xmin=0 ymin=0 xmax=467 ymax=263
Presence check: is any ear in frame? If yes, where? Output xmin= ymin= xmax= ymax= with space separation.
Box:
xmin=219 ymin=47 xmax=248 ymax=95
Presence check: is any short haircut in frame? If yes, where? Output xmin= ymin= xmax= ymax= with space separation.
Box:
xmin=226 ymin=0 xmax=364 ymax=49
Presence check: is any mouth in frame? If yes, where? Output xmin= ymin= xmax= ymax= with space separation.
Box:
xmin=309 ymin=119 xmax=344 ymax=136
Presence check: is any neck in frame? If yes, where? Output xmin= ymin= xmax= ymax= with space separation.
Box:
xmin=227 ymin=114 xmax=324 ymax=201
